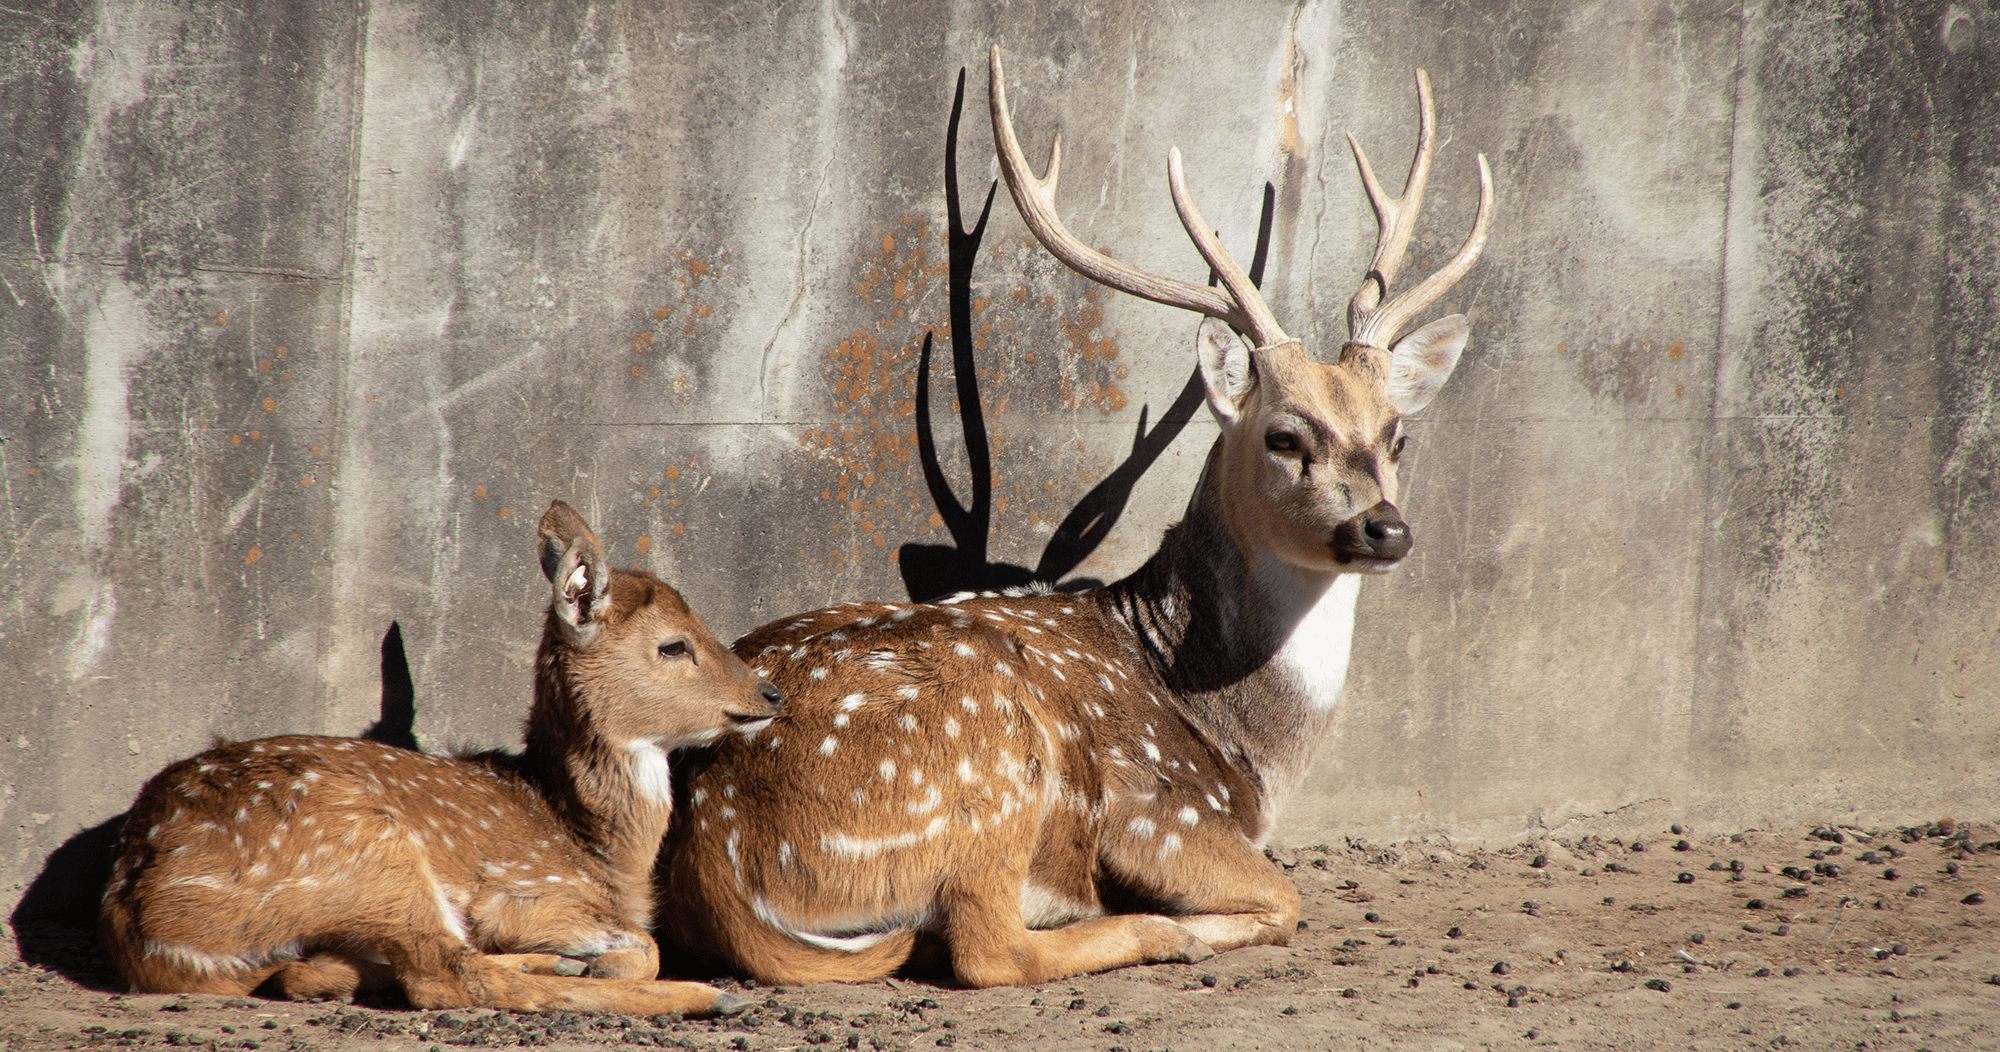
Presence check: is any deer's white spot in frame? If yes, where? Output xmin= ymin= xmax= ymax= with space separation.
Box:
xmin=898 ymin=714 xmax=919 ymax=732
xmin=1178 ymin=807 xmax=1200 ymax=826
xmin=810 ymin=668 xmax=830 ymax=681
xmin=943 ymin=717 xmax=960 ymax=738
xmin=953 ymin=643 xmax=976 ymax=658
xmin=1127 ymin=817 xmax=1156 ymax=838
xmin=878 ymin=759 xmax=897 ymax=782
xmin=1159 ymin=833 xmax=1183 ymax=858
xmin=820 ymin=737 xmax=840 ymax=756
xmin=1143 ymin=741 xmax=1162 ymax=762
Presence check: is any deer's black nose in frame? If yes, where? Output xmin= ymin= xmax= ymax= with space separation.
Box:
xmin=1331 ymin=500 xmax=1412 ymax=562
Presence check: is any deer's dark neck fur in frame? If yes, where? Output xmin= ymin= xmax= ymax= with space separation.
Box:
xmin=1101 ymin=440 xmax=1361 ymax=839
xmin=522 ymin=620 xmax=671 ymax=927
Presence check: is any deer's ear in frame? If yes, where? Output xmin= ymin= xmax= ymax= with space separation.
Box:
xmin=1195 ymin=317 xmax=1257 ymax=426
xmin=1383 ymin=314 xmax=1469 ymax=416
xmin=539 ymin=501 xmax=611 ymax=647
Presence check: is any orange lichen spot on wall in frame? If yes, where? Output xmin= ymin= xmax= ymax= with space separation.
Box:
xmin=475 ymin=486 xmax=487 ymax=499
xmin=630 ymin=365 xmax=644 ymax=378
xmin=883 ymin=234 xmax=896 ymax=256
xmin=275 ymin=345 xmax=289 ymax=359
xmin=1834 ymin=388 xmax=1845 ymax=400
xmin=928 ymin=512 xmax=943 ymax=529
xmin=1556 ymin=343 xmax=1567 ymax=354
xmin=259 ymin=360 xmax=272 ymax=373
xmin=1674 ymin=384 xmax=1686 ymax=397
xmin=231 ymin=434 xmax=242 ymax=447
xmin=216 ymin=313 xmax=227 ymax=324
xmin=654 ymin=307 xmax=672 ymax=321
xmin=1668 ymin=342 xmax=1685 ymax=359
xmin=672 ymin=523 xmax=685 ymax=535
xmin=310 ymin=445 xmax=320 ymax=456
xmin=666 ymin=465 xmax=681 ymax=480
xmin=248 ymin=430 xmax=261 ymax=441
xmin=262 ymin=399 xmax=275 ymax=413
xmin=873 ymin=531 xmax=886 ymax=547
xmin=634 ymin=332 xmax=655 ymax=354
xmin=635 ymin=537 xmax=653 ymax=556
xmin=245 ymin=548 xmax=261 ymax=565
xmin=499 ymin=507 xmax=512 ymax=519
xmin=302 ymin=475 xmax=314 ymax=487
xmin=649 ymin=486 xmax=660 ymax=498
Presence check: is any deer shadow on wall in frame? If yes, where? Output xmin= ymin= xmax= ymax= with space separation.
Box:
xmin=897 ymin=69 xmax=1277 ymax=603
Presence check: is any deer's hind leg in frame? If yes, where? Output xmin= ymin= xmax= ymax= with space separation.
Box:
xmin=263 ymin=953 xmax=397 ymax=1001
xmin=1098 ymin=824 xmax=1301 ymax=953
xmin=939 ymin=854 xmax=1212 ymax=988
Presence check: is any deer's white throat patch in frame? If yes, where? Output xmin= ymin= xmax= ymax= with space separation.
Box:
xmin=1263 ymin=565 xmax=1361 ymax=712
xmin=625 ymin=741 xmax=673 ymax=803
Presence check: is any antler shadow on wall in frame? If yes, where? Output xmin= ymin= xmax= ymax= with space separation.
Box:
xmin=898 ymin=68 xmax=1275 ymax=603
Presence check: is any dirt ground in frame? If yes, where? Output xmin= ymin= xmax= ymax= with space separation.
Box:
xmin=6 ymin=820 xmax=1997 ymax=1051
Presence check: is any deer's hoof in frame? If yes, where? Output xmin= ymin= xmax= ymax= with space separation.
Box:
xmin=712 ymin=992 xmax=752 ymax=1016
xmin=1177 ymin=936 xmax=1217 ymax=964
xmin=549 ymin=957 xmax=587 ymax=977
xmin=1135 ymin=915 xmax=1213 ymax=964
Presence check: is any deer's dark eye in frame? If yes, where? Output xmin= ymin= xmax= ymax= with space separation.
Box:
xmin=1391 ymin=435 xmax=1409 ymax=459
xmin=658 ymin=640 xmax=689 ymax=660
xmin=1265 ymin=430 xmax=1300 ymax=453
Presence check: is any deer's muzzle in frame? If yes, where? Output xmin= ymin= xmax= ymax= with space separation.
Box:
xmin=1331 ymin=500 xmax=1412 ymax=564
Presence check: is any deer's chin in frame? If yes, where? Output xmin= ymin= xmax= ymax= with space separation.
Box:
xmin=1330 ymin=552 xmax=1406 ymax=575
xmin=728 ymin=716 xmax=776 ymax=738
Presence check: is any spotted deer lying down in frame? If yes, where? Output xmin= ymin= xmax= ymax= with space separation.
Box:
xmin=99 ymin=501 xmax=782 ymax=1015
xmin=652 ymin=48 xmax=1493 ymax=988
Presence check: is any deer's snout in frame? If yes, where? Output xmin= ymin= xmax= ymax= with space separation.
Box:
xmin=1331 ymin=500 xmax=1412 ymax=563
xmin=731 ymin=680 xmax=783 ymax=723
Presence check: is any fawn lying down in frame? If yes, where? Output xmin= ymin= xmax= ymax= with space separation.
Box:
xmin=99 ymin=501 xmax=781 ymax=1015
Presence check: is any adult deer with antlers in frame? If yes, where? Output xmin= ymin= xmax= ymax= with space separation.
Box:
xmin=100 ymin=502 xmax=781 ymax=1015
xmin=655 ymin=47 xmax=1492 ymax=987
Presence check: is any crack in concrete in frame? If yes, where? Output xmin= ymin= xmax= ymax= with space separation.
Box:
xmin=757 ymin=150 xmax=836 ymax=418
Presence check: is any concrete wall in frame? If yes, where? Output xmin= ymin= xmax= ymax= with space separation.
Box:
xmin=4 ymin=0 xmax=1996 ymax=916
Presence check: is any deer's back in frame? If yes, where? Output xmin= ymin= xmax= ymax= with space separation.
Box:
xmin=106 ymin=735 xmax=619 ymax=953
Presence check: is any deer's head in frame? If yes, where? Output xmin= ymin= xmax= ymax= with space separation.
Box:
xmin=990 ymin=49 xmax=1491 ymax=575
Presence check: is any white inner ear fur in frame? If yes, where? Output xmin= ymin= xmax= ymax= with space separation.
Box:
xmin=1384 ymin=314 xmax=1470 ymax=416
xmin=1195 ymin=317 xmax=1255 ymax=426
xmin=552 ymin=539 xmax=603 ymax=647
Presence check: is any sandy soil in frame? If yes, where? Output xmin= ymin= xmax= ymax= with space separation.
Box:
xmin=7 ymin=821 xmax=1997 ymax=1051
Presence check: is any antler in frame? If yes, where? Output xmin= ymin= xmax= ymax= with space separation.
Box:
xmin=989 ymin=47 xmax=1291 ymax=348
xmin=1346 ymin=69 xmax=1494 ymax=350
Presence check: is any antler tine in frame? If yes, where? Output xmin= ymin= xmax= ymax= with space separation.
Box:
xmin=1346 ymin=69 xmax=1436 ymax=338
xmin=989 ymin=47 xmax=1248 ymax=332
xmin=1166 ymin=148 xmax=1289 ymax=347
xmin=1352 ymin=153 xmax=1493 ymax=350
